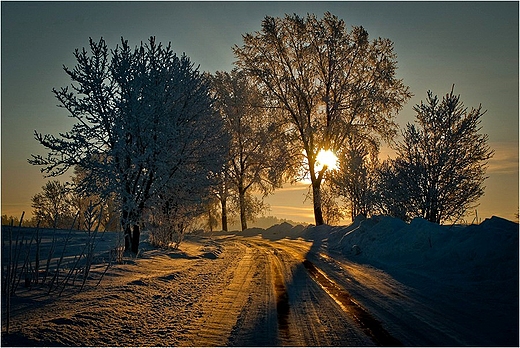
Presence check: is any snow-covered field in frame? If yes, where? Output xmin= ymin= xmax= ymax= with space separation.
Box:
xmin=2 ymin=216 xmax=518 ymax=346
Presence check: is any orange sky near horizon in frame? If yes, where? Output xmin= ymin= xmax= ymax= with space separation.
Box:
xmin=261 ymin=142 xmax=519 ymax=226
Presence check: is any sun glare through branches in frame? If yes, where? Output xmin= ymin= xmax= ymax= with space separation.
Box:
xmin=299 ymin=149 xmax=339 ymax=184
xmin=316 ymin=149 xmax=338 ymax=171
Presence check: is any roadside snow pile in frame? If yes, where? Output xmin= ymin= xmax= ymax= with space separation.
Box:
xmin=266 ymin=221 xmax=306 ymax=238
xmin=306 ymin=215 xmax=518 ymax=282
xmin=236 ymin=222 xmax=307 ymax=240
xmin=237 ymin=215 xmax=518 ymax=283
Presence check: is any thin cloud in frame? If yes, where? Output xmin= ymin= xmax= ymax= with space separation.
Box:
xmin=275 ymin=183 xmax=311 ymax=192
xmin=487 ymin=142 xmax=519 ymax=174
xmin=270 ymin=205 xmax=313 ymax=212
xmin=268 ymin=205 xmax=315 ymax=221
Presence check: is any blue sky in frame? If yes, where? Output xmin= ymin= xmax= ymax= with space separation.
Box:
xmin=2 ymin=1 xmax=518 ymax=223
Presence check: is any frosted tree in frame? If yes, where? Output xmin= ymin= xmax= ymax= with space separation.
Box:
xmin=332 ymin=136 xmax=380 ymax=220
xmin=203 ymin=194 xmax=222 ymax=233
xmin=373 ymin=160 xmax=410 ymax=221
xmin=70 ymin=166 xmax=120 ymax=231
xmin=234 ymin=12 xmax=411 ymax=225
xmin=387 ymin=87 xmax=494 ymax=223
xmin=211 ymin=69 xmax=289 ymax=230
xmin=31 ymin=180 xmax=74 ymax=228
xmin=207 ymin=167 xmax=233 ymax=231
xmin=29 ymin=37 xmax=228 ymax=252
xmin=146 ymin=174 xmax=214 ymax=249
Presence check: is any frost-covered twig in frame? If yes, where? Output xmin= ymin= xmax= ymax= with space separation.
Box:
xmin=48 ymin=212 xmax=78 ymax=294
xmin=80 ymin=208 xmax=103 ymax=291
xmin=17 ymin=227 xmax=36 ymax=290
xmin=42 ymin=216 xmax=59 ymax=285
xmin=34 ymin=221 xmax=41 ymax=284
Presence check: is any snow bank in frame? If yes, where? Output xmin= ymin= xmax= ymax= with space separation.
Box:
xmin=232 ymin=222 xmax=307 ymax=240
xmin=238 ymin=215 xmax=518 ymax=284
xmin=266 ymin=221 xmax=306 ymax=238
xmin=299 ymin=215 xmax=518 ymax=283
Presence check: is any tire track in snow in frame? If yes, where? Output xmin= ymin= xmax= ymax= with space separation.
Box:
xmin=226 ymin=247 xmax=278 ymax=346
xmin=303 ymin=259 xmax=402 ymax=346
xmin=310 ymin=251 xmax=469 ymax=346
xmin=177 ymin=243 xmax=258 ymax=346
xmin=247 ymin=238 xmax=373 ymax=346
xmin=270 ymin=249 xmax=292 ymax=345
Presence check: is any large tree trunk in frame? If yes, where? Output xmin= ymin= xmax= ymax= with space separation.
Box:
xmin=221 ymin=196 xmax=228 ymax=232
xmin=123 ymin=224 xmax=140 ymax=254
xmin=122 ymin=209 xmax=140 ymax=254
xmin=239 ymin=187 xmax=247 ymax=231
xmin=312 ymin=181 xmax=325 ymax=226
xmin=309 ymin=153 xmax=325 ymax=226
xmin=424 ymin=186 xmax=441 ymax=223
xmin=131 ymin=224 xmax=140 ymax=254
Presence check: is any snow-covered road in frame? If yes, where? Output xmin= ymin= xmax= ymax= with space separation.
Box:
xmin=3 ymin=229 xmax=517 ymax=346
xmin=222 ymin=237 xmax=376 ymax=346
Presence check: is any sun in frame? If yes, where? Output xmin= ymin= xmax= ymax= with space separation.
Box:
xmin=316 ymin=149 xmax=338 ymax=171
xmin=298 ymin=149 xmax=339 ymax=184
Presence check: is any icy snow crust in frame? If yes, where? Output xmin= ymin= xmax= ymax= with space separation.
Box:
xmin=2 ymin=216 xmax=518 ymax=346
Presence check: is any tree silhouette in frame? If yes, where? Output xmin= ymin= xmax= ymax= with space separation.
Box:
xmin=30 ymin=37 xmax=228 ymax=252
xmin=333 ymin=136 xmax=380 ymax=220
xmin=385 ymin=87 xmax=494 ymax=223
xmin=31 ymin=180 xmax=74 ymax=228
xmin=234 ymin=12 xmax=411 ymax=225
xmin=211 ymin=69 xmax=289 ymax=230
